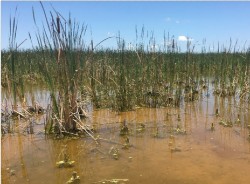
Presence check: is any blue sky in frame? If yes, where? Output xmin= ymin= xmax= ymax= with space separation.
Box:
xmin=1 ymin=1 xmax=250 ymax=52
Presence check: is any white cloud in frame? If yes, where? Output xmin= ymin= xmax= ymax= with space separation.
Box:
xmin=178 ymin=36 xmax=194 ymax=42
xmin=178 ymin=36 xmax=188 ymax=41
xmin=107 ymin=32 xmax=114 ymax=36
xmin=175 ymin=20 xmax=180 ymax=24
xmin=165 ymin=17 xmax=171 ymax=22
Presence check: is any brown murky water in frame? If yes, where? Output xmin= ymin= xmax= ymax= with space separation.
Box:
xmin=1 ymin=89 xmax=250 ymax=184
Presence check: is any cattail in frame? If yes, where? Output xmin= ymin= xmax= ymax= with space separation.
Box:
xmin=56 ymin=15 xmax=60 ymax=34
xmin=211 ymin=123 xmax=215 ymax=131
xmin=215 ymin=108 xmax=219 ymax=116
xmin=57 ymin=47 xmax=62 ymax=63
xmin=172 ymin=39 xmax=175 ymax=51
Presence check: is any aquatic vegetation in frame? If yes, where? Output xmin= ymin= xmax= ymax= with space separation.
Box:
xmin=215 ymin=108 xmax=219 ymax=117
xmin=173 ymin=127 xmax=187 ymax=135
xmin=120 ymin=120 xmax=129 ymax=136
xmin=66 ymin=171 xmax=80 ymax=184
xmin=1 ymin=5 xmax=250 ymax=184
xmin=218 ymin=120 xmax=233 ymax=127
xmin=2 ymin=47 xmax=250 ymax=122
xmin=56 ymin=160 xmax=75 ymax=168
xmin=168 ymin=134 xmax=182 ymax=153
xmin=152 ymin=127 xmax=160 ymax=138
xmin=5 ymin=168 xmax=16 ymax=177
xmin=211 ymin=123 xmax=215 ymax=131
xmin=170 ymin=147 xmax=182 ymax=153
xmin=26 ymin=105 xmax=44 ymax=114
xmin=121 ymin=136 xmax=132 ymax=149
xmin=135 ymin=123 xmax=146 ymax=134
xmin=56 ymin=153 xmax=75 ymax=168
xmin=93 ymin=178 xmax=129 ymax=184
xmin=109 ymin=146 xmax=120 ymax=160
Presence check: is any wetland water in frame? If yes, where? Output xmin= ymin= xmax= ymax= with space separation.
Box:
xmin=1 ymin=87 xmax=250 ymax=184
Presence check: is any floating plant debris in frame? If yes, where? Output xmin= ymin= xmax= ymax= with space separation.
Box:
xmin=66 ymin=171 xmax=80 ymax=184
xmin=93 ymin=179 xmax=129 ymax=184
xmin=109 ymin=146 xmax=120 ymax=160
xmin=56 ymin=153 xmax=75 ymax=168
xmin=218 ymin=120 xmax=233 ymax=127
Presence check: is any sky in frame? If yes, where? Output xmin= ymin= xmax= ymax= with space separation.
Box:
xmin=1 ymin=1 xmax=250 ymax=52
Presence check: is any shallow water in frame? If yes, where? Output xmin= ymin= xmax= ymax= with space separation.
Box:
xmin=1 ymin=88 xmax=250 ymax=184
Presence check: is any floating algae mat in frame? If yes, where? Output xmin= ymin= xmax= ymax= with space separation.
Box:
xmin=2 ymin=87 xmax=250 ymax=184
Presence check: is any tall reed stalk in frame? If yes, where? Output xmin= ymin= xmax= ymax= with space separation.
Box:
xmin=32 ymin=3 xmax=87 ymax=133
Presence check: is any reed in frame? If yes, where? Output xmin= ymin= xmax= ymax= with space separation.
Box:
xmin=2 ymin=7 xmax=250 ymax=135
xmin=28 ymin=3 xmax=88 ymax=133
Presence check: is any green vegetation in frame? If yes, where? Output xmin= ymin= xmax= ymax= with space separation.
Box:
xmin=2 ymin=49 xmax=250 ymax=106
xmin=1 ymin=6 xmax=250 ymax=135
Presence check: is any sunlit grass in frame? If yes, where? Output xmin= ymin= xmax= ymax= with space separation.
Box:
xmin=1 ymin=5 xmax=250 ymax=134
